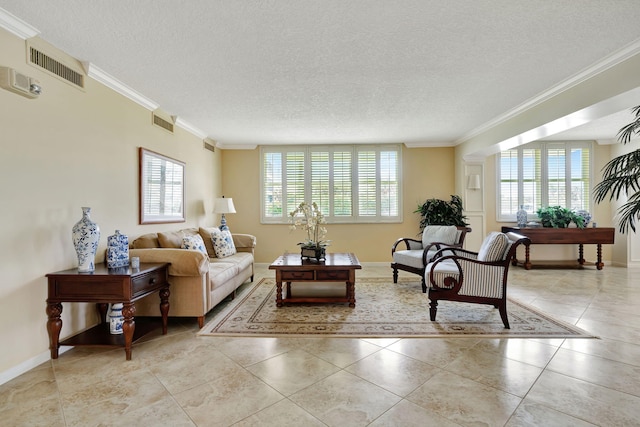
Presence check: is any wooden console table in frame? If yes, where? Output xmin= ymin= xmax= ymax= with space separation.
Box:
xmin=269 ymin=253 xmax=361 ymax=307
xmin=501 ymin=226 xmax=615 ymax=270
xmin=46 ymin=263 xmax=170 ymax=360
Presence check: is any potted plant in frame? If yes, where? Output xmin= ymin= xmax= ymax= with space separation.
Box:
xmin=594 ymin=105 xmax=640 ymax=233
xmin=289 ymin=201 xmax=330 ymax=260
xmin=415 ymin=195 xmax=468 ymax=232
xmin=536 ymin=206 xmax=585 ymax=228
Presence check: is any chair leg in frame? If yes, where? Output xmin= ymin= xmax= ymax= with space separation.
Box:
xmin=429 ymin=299 xmax=438 ymax=321
xmin=392 ymin=266 xmax=398 ymax=283
xmin=421 ymin=277 xmax=427 ymax=293
xmin=498 ymin=303 xmax=510 ymax=329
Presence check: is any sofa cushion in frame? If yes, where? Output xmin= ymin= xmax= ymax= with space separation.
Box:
xmin=211 ymin=228 xmax=237 ymax=258
xmin=131 ymin=233 xmax=160 ymax=249
xmin=198 ymin=227 xmax=220 ymax=258
xmin=477 ymin=232 xmax=509 ymax=262
xmin=158 ymin=228 xmax=198 ymax=248
xmin=181 ymin=234 xmax=208 ymax=255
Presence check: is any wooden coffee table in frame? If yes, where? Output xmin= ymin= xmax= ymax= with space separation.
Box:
xmin=269 ymin=253 xmax=361 ymax=307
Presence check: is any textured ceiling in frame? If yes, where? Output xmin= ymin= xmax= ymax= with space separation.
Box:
xmin=1 ymin=0 xmax=640 ymax=147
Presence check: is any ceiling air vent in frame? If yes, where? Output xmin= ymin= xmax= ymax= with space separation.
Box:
xmin=28 ymin=45 xmax=84 ymax=88
xmin=152 ymin=110 xmax=175 ymax=133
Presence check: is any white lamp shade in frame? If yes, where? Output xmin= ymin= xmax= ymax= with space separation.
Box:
xmin=467 ymin=174 xmax=481 ymax=190
xmin=213 ymin=197 xmax=236 ymax=214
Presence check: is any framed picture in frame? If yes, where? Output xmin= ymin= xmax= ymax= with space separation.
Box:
xmin=139 ymin=147 xmax=186 ymax=224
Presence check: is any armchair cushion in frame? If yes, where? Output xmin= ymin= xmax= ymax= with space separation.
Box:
xmin=477 ymin=232 xmax=509 ymax=262
xmin=421 ymin=225 xmax=458 ymax=247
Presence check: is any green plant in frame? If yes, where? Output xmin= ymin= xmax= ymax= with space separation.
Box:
xmin=289 ymin=201 xmax=330 ymax=248
xmin=536 ymin=206 xmax=585 ymax=228
xmin=415 ymin=195 xmax=468 ymax=232
xmin=594 ymin=105 xmax=640 ymax=233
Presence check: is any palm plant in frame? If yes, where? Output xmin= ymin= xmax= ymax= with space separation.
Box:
xmin=594 ymin=105 xmax=640 ymax=233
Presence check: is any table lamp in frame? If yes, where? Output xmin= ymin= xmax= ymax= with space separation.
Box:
xmin=213 ymin=196 xmax=236 ymax=231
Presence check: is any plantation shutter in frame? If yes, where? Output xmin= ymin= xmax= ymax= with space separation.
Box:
xmin=357 ymin=150 xmax=377 ymax=217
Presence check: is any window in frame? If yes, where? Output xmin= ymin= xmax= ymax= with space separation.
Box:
xmin=497 ymin=141 xmax=591 ymax=221
xmin=139 ymin=148 xmax=185 ymax=224
xmin=261 ymin=144 xmax=402 ymax=223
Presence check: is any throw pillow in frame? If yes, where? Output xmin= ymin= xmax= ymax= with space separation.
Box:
xmin=211 ymin=228 xmax=237 ymax=258
xmin=477 ymin=232 xmax=509 ymax=262
xmin=198 ymin=227 xmax=221 ymax=258
xmin=181 ymin=234 xmax=208 ymax=255
xmin=158 ymin=228 xmax=198 ymax=248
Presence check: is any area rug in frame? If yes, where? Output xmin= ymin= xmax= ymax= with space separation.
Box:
xmin=198 ymin=278 xmax=596 ymax=339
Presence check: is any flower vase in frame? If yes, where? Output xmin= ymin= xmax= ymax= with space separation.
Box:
xmin=516 ymin=205 xmax=528 ymax=228
xmin=72 ymin=207 xmax=100 ymax=273
xmin=106 ymin=230 xmax=129 ymax=268
xmin=301 ymin=246 xmax=326 ymax=261
xmin=108 ymin=303 xmax=124 ymax=334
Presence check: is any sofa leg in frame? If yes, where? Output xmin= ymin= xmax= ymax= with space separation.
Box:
xmin=197 ymin=316 xmax=204 ymax=328
xmin=250 ymin=275 xmax=254 ymax=282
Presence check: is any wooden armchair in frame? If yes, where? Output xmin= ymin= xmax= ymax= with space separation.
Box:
xmin=424 ymin=231 xmax=530 ymax=329
xmin=391 ymin=225 xmax=471 ymax=293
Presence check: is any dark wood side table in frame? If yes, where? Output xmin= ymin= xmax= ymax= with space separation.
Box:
xmin=501 ymin=226 xmax=615 ymax=270
xmin=46 ymin=263 xmax=170 ymax=360
xmin=269 ymin=253 xmax=361 ymax=307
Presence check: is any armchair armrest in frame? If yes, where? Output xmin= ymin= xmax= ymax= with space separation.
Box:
xmin=129 ymin=248 xmax=209 ymax=277
xmin=391 ymin=237 xmax=422 ymax=255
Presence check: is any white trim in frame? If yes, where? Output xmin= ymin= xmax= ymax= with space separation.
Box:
xmin=456 ymin=39 xmax=640 ymax=145
xmin=215 ymin=142 xmax=257 ymax=150
xmin=84 ymin=62 xmax=159 ymax=111
xmin=175 ymin=117 xmax=206 ymax=139
xmin=0 ymin=346 xmax=72 ymax=386
xmin=0 ymin=7 xmax=39 ymax=39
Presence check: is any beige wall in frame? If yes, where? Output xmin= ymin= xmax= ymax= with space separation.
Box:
xmin=221 ymin=146 xmax=457 ymax=263
xmin=0 ymin=30 xmax=222 ymax=375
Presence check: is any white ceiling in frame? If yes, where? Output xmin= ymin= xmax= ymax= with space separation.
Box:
xmin=1 ymin=0 xmax=640 ymax=148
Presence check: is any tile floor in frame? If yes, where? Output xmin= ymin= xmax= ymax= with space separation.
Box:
xmin=2 ymin=263 xmax=640 ymax=426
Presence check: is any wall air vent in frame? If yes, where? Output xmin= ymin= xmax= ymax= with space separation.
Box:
xmin=203 ymin=139 xmax=216 ymax=152
xmin=152 ymin=110 xmax=175 ymax=133
xmin=28 ymin=46 xmax=84 ymax=88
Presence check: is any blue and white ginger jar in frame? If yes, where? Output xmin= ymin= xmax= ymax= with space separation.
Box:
xmin=72 ymin=207 xmax=100 ymax=273
xmin=106 ymin=230 xmax=129 ymax=268
xmin=109 ymin=303 xmax=124 ymax=334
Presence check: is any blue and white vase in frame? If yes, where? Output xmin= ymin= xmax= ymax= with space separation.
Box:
xmin=72 ymin=207 xmax=100 ymax=273
xmin=106 ymin=230 xmax=129 ymax=268
xmin=516 ymin=205 xmax=528 ymax=228
xmin=576 ymin=210 xmax=592 ymax=226
xmin=109 ymin=303 xmax=124 ymax=334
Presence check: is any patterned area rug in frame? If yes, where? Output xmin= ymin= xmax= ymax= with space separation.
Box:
xmin=198 ymin=278 xmax=596 ymax=338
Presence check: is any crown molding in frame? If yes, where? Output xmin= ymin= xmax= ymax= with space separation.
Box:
xmin=403 ymin=141 xmax=455 ymax=148
xmin=83 ymin=62 xmax=158 ymax=111
xmin=0 ymin=8 xmax=39 ymax=39
xmin=214 ymin=142 xmax=257 ymax=150
xmin=456 ymin=39 xmax=640 ymax=145
xmin=175 ymin=117 xmax=206 ymax=139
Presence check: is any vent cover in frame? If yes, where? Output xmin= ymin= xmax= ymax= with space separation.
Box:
xmin=152 ymin=111 xmax=175 ymax=133
xmin=203 ymin=140 xmax=216 ymax=152
xmin=28 ymin=46 xmax=84 ymax=88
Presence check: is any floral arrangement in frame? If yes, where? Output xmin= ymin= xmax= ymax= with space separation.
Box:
xmin=289 ymin=201 xmax=330 ymax=249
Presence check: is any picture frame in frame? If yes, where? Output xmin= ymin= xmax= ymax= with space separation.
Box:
xmin=139 ymin=147 xmax=186 ymax=224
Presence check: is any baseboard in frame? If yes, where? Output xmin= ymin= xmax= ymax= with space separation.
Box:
xmin=0 ymin=346 xmax=72 ymax=386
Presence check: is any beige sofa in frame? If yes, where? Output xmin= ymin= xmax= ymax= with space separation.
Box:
xmin=129 ymin=227 xmax=256 ymax=327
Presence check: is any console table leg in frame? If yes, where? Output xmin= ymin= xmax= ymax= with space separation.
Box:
xmin=122 ymin=302 xmax=136 ymax=361
xmin=596 ymin=244 xmax=604 ymax=270
xmin=276 ymin=281 xmax=283 ymax=307
xmin=159 ymin=287 xmax=170 ymax=335
xmin=524 ymin=244 xmax=532 ymax=270
xmin=46 ymin=302 xmax=63 ymax=359
xmin=578 ymin=244 xmax=585 ymax=265
xmin=97 ymin=303 xmax=108 ymax=323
